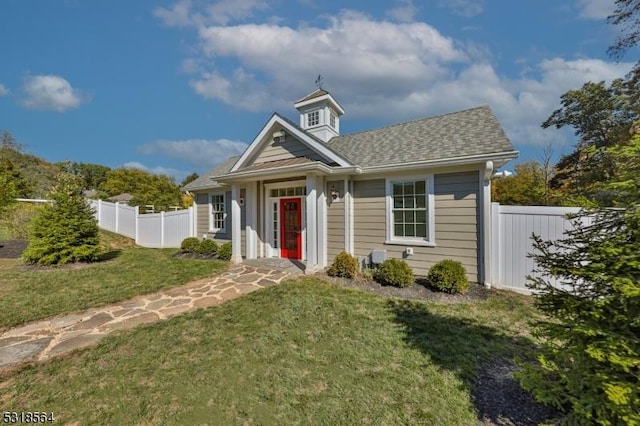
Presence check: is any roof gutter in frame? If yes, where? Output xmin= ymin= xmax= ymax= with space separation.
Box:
xmin=359 ymin=151 xmax=519 ymax=174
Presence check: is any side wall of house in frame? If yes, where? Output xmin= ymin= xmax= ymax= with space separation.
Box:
xmin=326 ymin=179 xmax=346 ymax=259
xmin=193 ymin=189 xmax=245 ymax=254
xmin=349 ymin=171 xmax=479 ymax=281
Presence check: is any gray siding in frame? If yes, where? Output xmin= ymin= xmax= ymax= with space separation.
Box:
xmin=326 ymin=180 xmax=346 ymax=259
xmin=351 ymin=172 xmax=479 ymax=281
xmin=195 ymin=192 xmax=209 ymax=238
xmin=192 ymin=189 xmax=244 ymax=249
xmin=252 ymin=134 xmax=325 ymax=164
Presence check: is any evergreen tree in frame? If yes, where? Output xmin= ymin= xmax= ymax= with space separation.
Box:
xmin=517 ymin=127 xmax=640 ymax=424
xmin=23 ymin=172 xmax=100 ymax=265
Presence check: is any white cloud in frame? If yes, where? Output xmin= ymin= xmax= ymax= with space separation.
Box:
xmin=189 ymin=11 xmax=467 ymax=111
xmin=438 ymin=0 xmax=485 ymax=17
xmin=21 ymin=75 xmax=88 ymax=112
xmin=122 ymin=161 xmax=190 ymax=182
xmin=154 ymin=0 xmax=268 ymax=27
xmin=0 ymin=84 xmax=8 ymax=96
xmin=576 ymin=0 xmax=612 ymax=19
xmin=159 ymin=5 xmax=633 ymax=153
xmin=154 ymin=0 xmax=193 ymax=27
xmin=137 ymin=138 xmax=248 ymax=169
xmin=386 ymin=0 xmax=418 ymax=23
xmin=205 ymin=0 xmax=268 ymax=25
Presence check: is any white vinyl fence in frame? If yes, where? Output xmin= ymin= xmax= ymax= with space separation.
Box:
xmin=489 ymin=203 xmax=593 ymax=294
xmin=90 ymin=200 xmax=194 ymax=248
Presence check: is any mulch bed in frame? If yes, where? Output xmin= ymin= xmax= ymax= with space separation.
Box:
xmin=0 ymin=239 xmax=27 ymax=259
xmin=319 ymin=272 xmax=492 ymax=304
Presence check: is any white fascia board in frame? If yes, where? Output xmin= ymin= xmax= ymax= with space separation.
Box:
xmin=360 ymin=151 xmax=519 ymax=174
xmin=283 ymin=121 xmax=351 ymax=166
xmin=216 ymin=164 xmax=362 ymax=184
xmin=231 ymin=114 xmax=352 ymax=172
xmin=230 ymin=114 xmax=281 ymax=172
xmin=294 ymin=94 xmax=345 ymax=115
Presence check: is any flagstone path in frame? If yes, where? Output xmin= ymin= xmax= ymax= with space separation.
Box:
xmin=0 ymin=264 xmax=297 ymax=370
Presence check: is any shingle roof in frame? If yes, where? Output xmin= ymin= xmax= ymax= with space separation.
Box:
xmin=296 ymin=89 xmax=329 ymax=103
xmin=182 ymin=156 xmax=239 ymax=191
xmin=326 ymin=105 xmax=515 ymax=168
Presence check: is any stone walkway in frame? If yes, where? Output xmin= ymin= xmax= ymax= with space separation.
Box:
xmin=0 ymin=264 xmax=297 ymax=370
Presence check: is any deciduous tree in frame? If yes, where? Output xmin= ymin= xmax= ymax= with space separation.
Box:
xmin=98 ymin=167 xmax=184 ymax=211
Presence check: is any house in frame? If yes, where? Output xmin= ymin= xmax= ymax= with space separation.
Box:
xmin=183 ymin=89 xmax=518 ymax=284
xmin=107 ymin=193 xmax=134 ymax=204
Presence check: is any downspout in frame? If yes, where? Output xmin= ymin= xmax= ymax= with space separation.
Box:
xmin=481 ymin=161 xmax=493 ymax=287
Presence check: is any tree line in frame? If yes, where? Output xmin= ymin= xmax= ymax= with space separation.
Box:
xmin=0 ymin=131 xmax=199 ymax=213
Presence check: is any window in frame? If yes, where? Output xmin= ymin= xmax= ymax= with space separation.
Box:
xmin=210 ymin=193 xmax=225 ymax=232
xmin=330 ymin=112 xmax=336 ymax=129
xmin=269 ymin=186 xmax=306 ymax=198
xmin=386 ymin=177 xmax=434 ymax=245
xmin=307 ymin=110 xmax=319 ymax=127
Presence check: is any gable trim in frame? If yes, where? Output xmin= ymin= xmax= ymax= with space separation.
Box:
xmin=231 ymin=114 xmax=352 ymax=172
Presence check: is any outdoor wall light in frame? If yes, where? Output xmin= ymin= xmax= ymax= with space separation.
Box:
xmin=330 ymin=185 xmax=339 ymax=201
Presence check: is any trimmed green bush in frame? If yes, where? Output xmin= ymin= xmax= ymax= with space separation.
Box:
xmin=374 ymin=258 xmax=414 ymax=288
xmin=23 ymin=173 xmax=100 ymax=266
xmin=327 ymin=251 xmax=359 ymax=278
xmin=180 ymin=237 xmax=200 ymax=253
xmin=197 ymin=238 xmax=218 ymax=255
xmin=427 ymin=259 xmax=469 ymax=294
xmin=217 ymin=242 xmax=232 ymax=261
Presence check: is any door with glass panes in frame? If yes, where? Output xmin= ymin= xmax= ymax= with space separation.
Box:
xmin=279 ymin=198 xmax=301 ymax=259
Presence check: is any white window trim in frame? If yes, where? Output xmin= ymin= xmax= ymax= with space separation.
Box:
xmin=263 ymin=180 xmax=307 ymax=260
xmin=209 ymin=192 xmax=226 ymax=233
xmin=385 ymin=174 xmax=436 ymax=247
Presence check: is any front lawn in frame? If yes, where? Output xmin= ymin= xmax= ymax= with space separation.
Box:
xmin=0 ymin=278 xmax=542 ymax=425
xmin=0 ymin=231 xmax=226 ymax=331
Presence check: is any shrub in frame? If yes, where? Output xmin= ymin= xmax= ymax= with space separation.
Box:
xmin=180 ymin=237 xmax=200 ymax=253
xmin=327 ymin=251 xmax=359 ymax=278
xmin=197 ymin=238 xmax=218 ymax=255
xmin=217 ymin=242 xmax=232 ymax=261
xmin=23 ymin=173 xmax=100 ymax=266
xmin=427 ymin=259 xmax=469 ymax=294
xmin=374 ymin=258 xmax=414 ymax=288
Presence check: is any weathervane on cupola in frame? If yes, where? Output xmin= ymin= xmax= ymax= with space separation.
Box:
xmin=294 ymin=75 xmax=344 ymax=142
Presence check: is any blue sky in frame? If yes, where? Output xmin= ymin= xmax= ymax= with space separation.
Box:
xmin=0 ymin=0 xmax=635 ymax=182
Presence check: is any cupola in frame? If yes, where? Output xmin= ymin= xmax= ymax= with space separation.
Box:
xmin=294 ymin=89 xmax=344 ymax=142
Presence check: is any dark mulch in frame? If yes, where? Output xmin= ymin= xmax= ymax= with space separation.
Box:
xmin=0 ymin=239 xmax=27 ymax=259
xmin=318 ymin=271 xmax=492 ymax=304
xmin=318 ymin=271 xmax=558 ymax=426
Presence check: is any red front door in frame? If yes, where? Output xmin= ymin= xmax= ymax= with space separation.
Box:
xmin=280 ymin=198 xmax=302 ymax=260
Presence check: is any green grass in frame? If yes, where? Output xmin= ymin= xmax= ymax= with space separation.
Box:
xmin=0 ymin=278 xmax=538 ymax=425
xmin=0 ymin=226 xmax=11 ymax=240
xmin=0 ymin=231 xmax=226 ymax=331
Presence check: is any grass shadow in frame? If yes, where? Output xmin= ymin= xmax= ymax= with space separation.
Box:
xmin=386 ymin=298 xmax=556 ymax=425
xmin=96 ymin=249 xmax=122 ymax=262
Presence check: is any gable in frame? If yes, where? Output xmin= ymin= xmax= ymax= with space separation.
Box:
xmin=231 ymin=114 xmax=352 ymax=172
xmin=249 ymin=131 xmax=330 ymax=165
